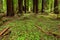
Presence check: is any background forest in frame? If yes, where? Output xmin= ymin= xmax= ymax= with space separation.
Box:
xmin=1 ymin=0 xmax=60 ymax=13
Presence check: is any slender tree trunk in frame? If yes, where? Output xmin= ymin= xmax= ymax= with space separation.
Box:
xmin=24 ymin=0 xmax=26 ymax=13
xmin=33 ymin=0 xmax=35 ymax=13
xmin=33 ymin=0 xmax=38 ymax=13
xmin=7 ymin=0 xmax=14 ymax=16
xmin=18 ymin=0 xmax=23 ymax=14
xmin=41 ymin=0 xmax=44 ymax=13
xmin=36 ymin=0 xmax=38 ymax=13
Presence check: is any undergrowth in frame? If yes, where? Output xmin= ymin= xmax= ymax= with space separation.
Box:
xmin=0 ymin=14 xmax=60 ymax=40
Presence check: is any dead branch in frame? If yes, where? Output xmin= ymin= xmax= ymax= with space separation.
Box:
xmin=0 ymin=27 xmax=11 ymax=36
xmin=35 ymin=25 xmax=60 ymax=38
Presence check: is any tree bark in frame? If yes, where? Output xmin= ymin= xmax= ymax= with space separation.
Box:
xmin=18 ymin=0 xmax=23 ymax=14
xmin=0 ymin=0 xmax=3 ymax=13
xmin=24 ymin=0 xmax=26 ymax=13
xmin=36 ymin=0 xmax=38 ymax=13
xmin=33 ymin=0 xmax=35 ymax=13
xmin=41 ymin=0 xmax=45 ymax=13
xmin=7 ymin=0 xmax=14 ymax=16
xmin=33 ymin=0 xmax=38 ymax=13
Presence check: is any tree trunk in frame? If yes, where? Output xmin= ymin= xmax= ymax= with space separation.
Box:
xmin=41 ymin=0 xmax=45 ymax=13
xmin=33 ymin=0 xmax=38 ymax=13
xmin=24 ymin=0 xmax=26 ymax=13
xmin=18 ymin=0 xmax=23 ymax=14
xmin=36 ymin=0 xmax=38 ymax=13
xmin=7 ymin=0 xmax=14 ymax=16
xmin=33 ymin=0 xmax=35 ymax=13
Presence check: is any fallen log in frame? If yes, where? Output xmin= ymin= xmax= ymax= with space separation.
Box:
xmin=35 ymin=25 xmax=60 ymax=38
xmin=3 ymin=30 xmax=11 ymax=36
xmin=0 ymin=27 xmax=11 ymax=36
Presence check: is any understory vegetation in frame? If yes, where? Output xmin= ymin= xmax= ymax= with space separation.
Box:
xmin=0 ymin=14 xmax=59 ymax=40
xmin=0 ymin=0 xmax=60 ymax=40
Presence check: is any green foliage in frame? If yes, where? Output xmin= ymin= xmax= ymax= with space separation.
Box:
xmin=3 ymin=0 xmax=7 ymax=12
xmin=0 ymin=15 xmax=60 ymax=40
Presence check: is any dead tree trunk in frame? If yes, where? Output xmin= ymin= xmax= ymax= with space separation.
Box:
xmin=7 ymin=0 xmax=14 ymax=16
xmin=18 ymin=0 xmax=23 ymax=14
xmin=33 ymin=0 xmax=38 ymax=13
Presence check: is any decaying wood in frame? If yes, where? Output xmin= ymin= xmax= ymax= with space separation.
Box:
xmin=0 ymin=27 xmax=11 ymax=36
xmin=35 ymin=25 xmax=60 ymax=38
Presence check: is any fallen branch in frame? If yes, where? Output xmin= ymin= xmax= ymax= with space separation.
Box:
xmin=35 ymin=25 xmax=60 ymax=38
xmin=0 ymin=27 xmax=11 ymax=36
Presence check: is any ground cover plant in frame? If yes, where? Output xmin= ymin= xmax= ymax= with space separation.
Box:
xmin=0 ymin=14 xmax=59 ymax=40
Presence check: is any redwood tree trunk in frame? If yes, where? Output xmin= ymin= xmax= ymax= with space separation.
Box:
xmin=33 ymin=0 xmax=38 ymax=13
xmin=18 ymin=0 xmax=23 ymax=14
xmin=7 ymin=0 xmax=14 ymax=16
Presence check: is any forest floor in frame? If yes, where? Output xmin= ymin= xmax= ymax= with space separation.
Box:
xmin=0 ymin=13 xmax=60 ymax=40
